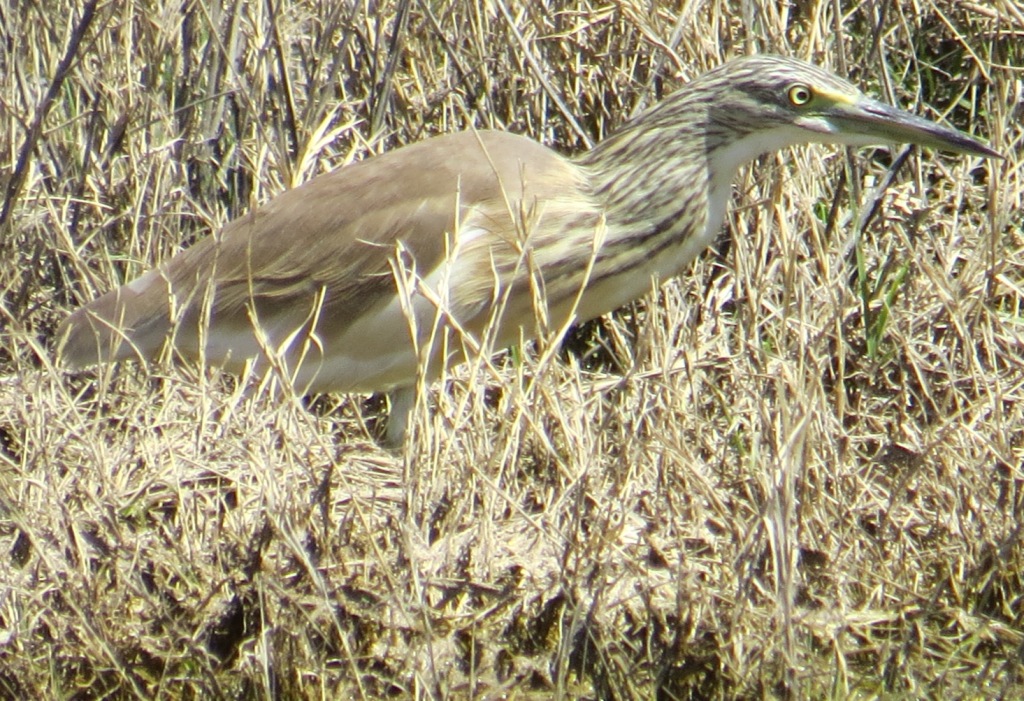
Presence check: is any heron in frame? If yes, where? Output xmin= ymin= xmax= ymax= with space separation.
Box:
xmin=57 ymin=55 xmax=1000 ymax=444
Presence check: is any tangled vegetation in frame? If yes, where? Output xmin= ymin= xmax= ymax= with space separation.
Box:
xmin=1 ymin=1 xmax=1022 ymax=697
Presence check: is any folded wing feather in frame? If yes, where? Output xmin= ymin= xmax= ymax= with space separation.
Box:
xmin=57 ymin=130 xmax=602 ymax=393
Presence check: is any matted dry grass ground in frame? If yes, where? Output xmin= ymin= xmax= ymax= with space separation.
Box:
xmin=1 ymin=0 xmax=1023 ymax=698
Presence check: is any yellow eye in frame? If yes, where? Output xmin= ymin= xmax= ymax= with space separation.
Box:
xmin=788 ymin=84 xmax=813 ymax=106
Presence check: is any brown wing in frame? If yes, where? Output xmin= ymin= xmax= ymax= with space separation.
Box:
xmin=56 ymin=130 xmax=596 ymax=390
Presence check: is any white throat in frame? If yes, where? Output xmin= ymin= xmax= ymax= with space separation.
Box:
xmin=703 ymin=125 xmax=816 ymax=241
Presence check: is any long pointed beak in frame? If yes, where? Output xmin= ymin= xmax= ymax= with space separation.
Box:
xmin=828 ymin=96 xmax=1002 ymax=159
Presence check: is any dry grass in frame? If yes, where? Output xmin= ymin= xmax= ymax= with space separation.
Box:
xmin=2 ymin=0 xmax=1023 ymax=698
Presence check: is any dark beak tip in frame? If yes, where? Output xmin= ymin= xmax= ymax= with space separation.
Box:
xmin=985 ymin=146 xmax=1006 ymax=161
xmin=959 ymin=140 xmax=1003 ymax=160
xmin=926 ymin=122 xmax=1001 ymax=160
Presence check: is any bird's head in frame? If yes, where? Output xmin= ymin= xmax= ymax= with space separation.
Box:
xmin=701 ymin=54 xmax=1001 ymax=160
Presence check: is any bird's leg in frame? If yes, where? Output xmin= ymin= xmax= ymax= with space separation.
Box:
xmin=384 ymin=385 xmax=416 ymax=449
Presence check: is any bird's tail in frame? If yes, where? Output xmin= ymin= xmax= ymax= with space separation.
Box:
xmin=55 ymin=270 xmax=171 ymax=369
